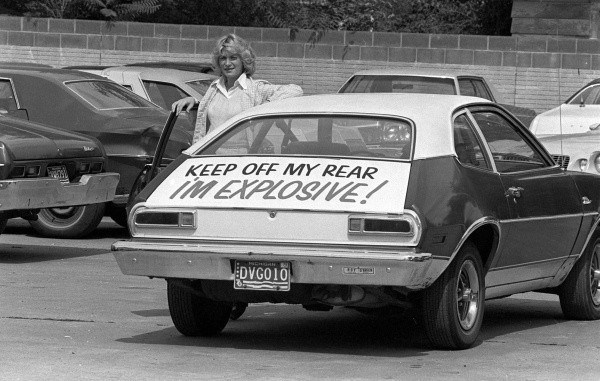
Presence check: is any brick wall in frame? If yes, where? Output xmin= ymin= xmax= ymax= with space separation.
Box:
xmin=1 ymin=15 xmax=600 ymax=114
xmin=511 ymin=0 xmax=595 ymax=38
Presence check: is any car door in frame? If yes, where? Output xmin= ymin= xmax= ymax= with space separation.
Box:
xmin=468 ymin=107 xmax=583 ymax=290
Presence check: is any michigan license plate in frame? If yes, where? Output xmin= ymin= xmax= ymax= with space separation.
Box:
xmin=47 ymin=165 xmax=69 ymax=183
xmin=234 ymin=260 xmax=290 ymax=291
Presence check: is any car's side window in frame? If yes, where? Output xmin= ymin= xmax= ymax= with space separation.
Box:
xmin=0 ymin=79 xmax=18 ymax=111
xmin=471 ymin=111 xmax=547 ymax=173
xmin=471 ymin=80 xmax=493 ymax=101
xmin=458 ymin=78 xmax=493 ymax=101
xmin=453 ymin=114 xmax=490 ymax=169
xmin=568 ymin=84 xmax=600 ymax=105
xmin=143 ymin=81 xmax=188 ymax=110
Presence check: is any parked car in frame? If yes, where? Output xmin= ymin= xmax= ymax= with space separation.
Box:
xmin=0 ymin=67 xmax=193 ymax=236
xmin=123 ymin=61 xmax=214 ymax=74
xmin=0 ymin=113 xmax=119 ymax=236
xmin=338 ymin=69 xmax=538 ymax=128
xmin=113 ymin=93 xmax=600 ymax=349
xmin=99 ymin=66 xmax=216 ymax=111
xmin=530 ymin=78 xmax=600 ymax=136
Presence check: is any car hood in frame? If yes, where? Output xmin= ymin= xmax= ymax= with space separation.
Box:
xmin=0 ymin=115 xmax=103 ymax=160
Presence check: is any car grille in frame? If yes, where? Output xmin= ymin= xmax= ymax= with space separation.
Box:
xmin=552 ymin=154 xmax=570 ymax=169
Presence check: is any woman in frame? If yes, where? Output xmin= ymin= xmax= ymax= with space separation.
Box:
xmin=172 ymin=34 xmax=302 ymax=320
xmin=172 ymin=33 xmax=303 ymax=145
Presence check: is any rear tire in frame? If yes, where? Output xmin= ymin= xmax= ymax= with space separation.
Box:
xmin=0 ymin=215 xmax=7 ymax=235
xmin=29 ymin=203 xmax=105 ymax=238
xmin=559 ymin=236 xmax=600 ymax=320
xmin=422 ymin=242 xmax=485 ymax=349
xmin=167 ymin=280 xmax=232 ymax=336
xmin=107 ymin=205 xmax=128 ymax=228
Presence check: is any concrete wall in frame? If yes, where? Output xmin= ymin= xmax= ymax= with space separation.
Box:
xmin=511 ymin=0 xmax=597 ymax=38
xmin=1 ymin=15 xmax=600 ymax=114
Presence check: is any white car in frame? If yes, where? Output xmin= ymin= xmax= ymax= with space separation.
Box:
xmin=339 ymin=68 xmax=538 ymax=128
xmin=100 ymin=66 xmax=217 ymax=110
xmin=530 ymin=79 xmax=600 ymax=174
xmin=530 ymin=79 xmax=600 ymax=136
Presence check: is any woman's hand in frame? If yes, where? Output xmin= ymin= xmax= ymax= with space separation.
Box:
xmin=171 ymin=96 xmax=197 ymax=114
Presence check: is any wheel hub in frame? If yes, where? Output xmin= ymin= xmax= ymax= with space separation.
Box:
xmin=456 ymin=260 xmax=480 ymax=331
xmin=591 ymin=247 xmax=600 ymax=306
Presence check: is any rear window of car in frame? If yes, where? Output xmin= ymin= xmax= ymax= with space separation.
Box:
xmin=197 ymin=115 xmax=413 ymax=160
xmin=65 ymin=80 xmax=156 ymax=110
xmin=186 ymin=80 xmax=213 ymax=96
xmin=340 ymin=75 xmax=456 ymax=95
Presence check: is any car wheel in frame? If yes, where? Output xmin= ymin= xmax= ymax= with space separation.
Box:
xmin=229 ymin=302 xmax=248 ymax=320
xmin=0 ymin=215 xmax=7 ymax=235
xmin=167 ymin=280 xmax=232 ymax=336
xmin=421 ymin=242 xmax=485 ymax=349
xmin=559 ymin=235 xmax=600 ymax=320
xmin=107 ymin=205 xmax=128 ymax=228
xmin=29 ymin=203 xmax=106 ymax=238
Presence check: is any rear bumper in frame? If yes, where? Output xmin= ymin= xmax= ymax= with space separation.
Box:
xmin=0 ymin=172 xmax=120 ymax=211
xmin=112 ymin=240 xmax=447 ymax=289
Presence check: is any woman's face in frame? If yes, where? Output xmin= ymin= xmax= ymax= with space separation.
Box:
xmin=218 ymin=48 xmax=244 ymax=84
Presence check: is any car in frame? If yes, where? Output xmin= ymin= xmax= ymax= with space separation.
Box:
xmin=0 ymin=67 xmax=193 ymax=237
xmin=123 ymin=61 xmax=214 ymax=74
xmin=0 ymin=113 xmax=119 ymax=236
xmin=112 ymin=93 xmax=600 ymax=349
xmin=99 ymin=66 xmax=217 ymax=111
xmin=530 ymin=78 xmax=600 ymax=136
xmin=338 ymin=68 xmax=538 ymax=128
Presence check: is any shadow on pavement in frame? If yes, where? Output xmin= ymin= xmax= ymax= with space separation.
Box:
xmin=3 ymin=218 xmax=129 ymax=240
xmin=0 ymin=243 xmax=110 ymax=263
xmin=117 ymin=296 xmax=570 ymax=355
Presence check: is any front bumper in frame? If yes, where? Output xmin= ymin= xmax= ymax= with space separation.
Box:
xmin=112 ymin=240 xmax=447 ymax=289
xmin=0 ymin=172 xmax=120 ymax=211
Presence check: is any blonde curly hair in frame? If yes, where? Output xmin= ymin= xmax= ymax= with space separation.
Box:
xmin=211 ymin=34 xmax=256 ymax=77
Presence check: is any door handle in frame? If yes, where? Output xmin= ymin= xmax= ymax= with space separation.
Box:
xmin=505 ymin=186 xmax=524 ymax=199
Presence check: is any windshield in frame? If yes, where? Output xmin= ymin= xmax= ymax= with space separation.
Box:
xmin=65 ymin=80 xmax=157 ymax=110
xmin=340 ymin=75 xmax=456 ymax=95
xmin=186 ymin=79 xmax=213 ymax=96
xmin=197 ymin=115 xmax=413 ymax=160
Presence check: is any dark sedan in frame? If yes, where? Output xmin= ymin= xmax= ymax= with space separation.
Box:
xmin=113 ymin=93 xmax=600 ymax=349
xmin=0 ymin=67 xmax=192 ymax=237
xmin=0 ymin=114 xmax=119 ymax=236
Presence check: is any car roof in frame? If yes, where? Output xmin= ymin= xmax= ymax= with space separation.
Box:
xmin=0 ymin=66 xmax=110 ymax=82
xmin=195 ymin=93 xmax=492 ymax=160
xmin=349 ymin=68 xmax=481 ymax=79
xmin=101 ymin=66 xmax=217 ymax=82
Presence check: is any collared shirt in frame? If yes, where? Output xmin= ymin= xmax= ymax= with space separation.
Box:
xmin=192 ymin=75 xmax=303 ymax=144
xmin=207 ymin=73 xmax=247 ymax=129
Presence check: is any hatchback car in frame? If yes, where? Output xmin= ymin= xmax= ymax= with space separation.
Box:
xmin=113 ymin=93 xmax=600 ymax=349
xmin=339 ymin=68 xmax=538 ymax=128
xmin=0 ymin=67 xmax=192 ymax=237
xmin=0 ymin=114 xmax=119 ymax=236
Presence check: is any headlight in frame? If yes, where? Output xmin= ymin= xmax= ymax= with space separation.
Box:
xmin=579 ymin=158 xmax=589 ymax=171
xmin=589 ymin=123 xmax=600 ymax=131
xmin=594 ymin=155 xmax=600 ymax=173
xmin=381 ymin=122 xmax=411 ymax=143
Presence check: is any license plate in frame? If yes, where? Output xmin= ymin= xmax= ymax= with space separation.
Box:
xmin=47 ymin=165 xmax=69 ymax=183
xmin=234 ymin=260 xmax=290 ymax=291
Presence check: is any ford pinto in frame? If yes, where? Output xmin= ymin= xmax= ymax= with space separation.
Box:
xmin=0 ymin=114 xmax=119 ymax=236
xmin=112 ymin=93 xmax=600 ymax=349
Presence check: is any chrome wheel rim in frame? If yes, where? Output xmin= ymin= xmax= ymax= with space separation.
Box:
xmin=456 ymin=260 xmax=480 ymax=331
xmin=591 ymin=245 xmax=600 ymax=306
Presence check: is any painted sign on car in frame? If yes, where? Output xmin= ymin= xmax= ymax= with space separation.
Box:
xmin=146 ymin=156 xmax=409 ymax=214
